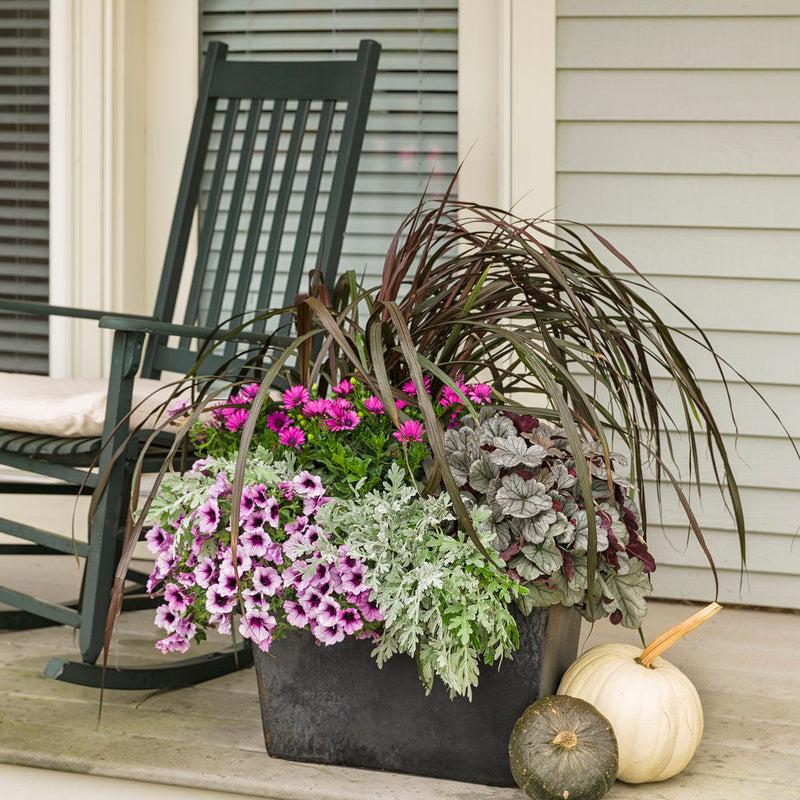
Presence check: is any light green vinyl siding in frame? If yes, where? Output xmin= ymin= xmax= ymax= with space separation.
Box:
xmin=556 ymin=2 xmax=800 ymax=609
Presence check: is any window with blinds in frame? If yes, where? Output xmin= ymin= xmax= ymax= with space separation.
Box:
xmin=199 ymin=1 xmax=458 ymax=291
xmin=0 ymin=0 xmax=49 ymax=374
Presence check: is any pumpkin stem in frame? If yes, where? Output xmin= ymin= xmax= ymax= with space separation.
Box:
xmin=552 ymin=730 xmax=578 ymax=750
xmin=637 ymin=602 xmax=722 ymax=668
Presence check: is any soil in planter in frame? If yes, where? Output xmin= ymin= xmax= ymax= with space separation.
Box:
xmin=253 ymin=604 xmax=580 ymax=786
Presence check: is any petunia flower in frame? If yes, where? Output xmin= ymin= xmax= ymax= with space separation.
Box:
xmin=144 ymin=525 xmax=173 ymax=554
xmin=292 ymin=470 xmax=325 ymax=497
xmin=239 ymin=609 xmax=277 ymax=652
xmin=283 ymin=599 xmax=309 ymax=628
xmin=205 ymin=585 xmax=237 ymax=615
xmin=239 ymin=528 xmax=269 ymax=558
xmin=154 ymin=604 xmax=179 ymax=632
xmin=252 ymin=565 xmax=281 ymax=596
xmin=392 ymin=420 xmax=426 ymax=443
xmin=164 ymin=584 xmax=194 ymax=613
xmin=339 ymin=606 xmax=363 ymax=636
xmin=155 ymin=633 xmax=191 ymax=654
xmin=313 ymin=621 xmax=345 ymax=646
xmin=316 ymin=596 xmax=342 ymax=628
xmin=196 ymin=498 xmax=221 ymax=534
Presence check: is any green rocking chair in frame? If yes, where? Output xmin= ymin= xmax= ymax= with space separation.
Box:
xmin=0 ymin=39 xmax=380 ymax=688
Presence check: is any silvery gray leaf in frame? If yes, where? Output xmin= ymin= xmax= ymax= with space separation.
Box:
xmin=549 ymin=461 xmax=575 ymax=490
xmin=447 ymin=450 xmax=473 ymax=485
xmin=508 ymin=554 xmax=542 ymax=581
xmin=487 ymin=436 xmax=549 ymax=469
xmin=479 ymin=413 xmax=516 ymax=439
xmin=495 ymin=474 xmax=553 ymax=519
xmin=445 ymin=426 xmax=476 ymax=458
xmin=521 ymin=537 xmax=562 ymax=576
xmin=468 ymin=454 xmax=501 ymax=492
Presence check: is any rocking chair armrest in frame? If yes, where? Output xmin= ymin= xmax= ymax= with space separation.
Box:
xmin=0 ymin=297 xmax=150 ymax=323
xmin=98 ymin=315 xmax=294 ymax=350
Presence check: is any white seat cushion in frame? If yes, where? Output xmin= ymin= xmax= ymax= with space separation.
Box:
xmin=0 ymin=372 xmax=184 ymax=438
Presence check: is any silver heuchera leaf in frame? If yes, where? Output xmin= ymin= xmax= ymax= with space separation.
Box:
xmin=490 ymin=516 xmax=512 ymax=552
xmin=600 ymin=559 xmax=652 ymax=628
xmin=494 ymin=474 xmax=553 ymax=519
xmin=571 ymin=508 xmax=610 ymax=553
xmin=508 ymin=554 xmax=542 ymax=581
xmin=479 ymin=414 xmax=516 ymax=439
xmin=521 ymin=536 xmax=562 ymax=576
xmin=447 ymin=450 xmax=473 ymax=486
xmin=486 ymin=436 xmax=548 ymax=469
xmin=549 ymin=461 xmax=575 ymax=490
xmin=517 ymin=581 xmax=564 ymax=610
xmin=468 ymin=454 xmax=501 ymax=492
xmin=445 ymin=426 xmax=477 ymax=459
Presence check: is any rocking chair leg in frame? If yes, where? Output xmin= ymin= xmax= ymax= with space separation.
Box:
xmin=43 ymin=641 xmax=253 ymax=690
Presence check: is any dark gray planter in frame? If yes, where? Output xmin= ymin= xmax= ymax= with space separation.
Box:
xmin=253 ymin=604 xmax=581 ymax=786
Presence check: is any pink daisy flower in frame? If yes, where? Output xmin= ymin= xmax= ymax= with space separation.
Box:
xmin=302 ymin=398 xmax=331 ymax=417
xmin=467 ymin=382 xmax=492 ymax=404
xmin=392 ymin=420 xmax=426 ymax=443
xmin=278 ymin=425 xmax=306 ymax=449
xmin=266 ymin=410 xmax=291 ymax=431
xmin=282 ymin=385 xmax=310 ymax=410
xmin=363 ymin=395 xmax=384 ymax=414
xmin=331 ymin=379 xmax=354 ymax=396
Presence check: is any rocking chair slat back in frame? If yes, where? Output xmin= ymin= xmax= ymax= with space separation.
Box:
xmin=143 ymin=39 xmax=380 ymax=379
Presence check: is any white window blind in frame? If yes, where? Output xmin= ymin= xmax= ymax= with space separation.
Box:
xmin=0 ymin=0 xmax=48 ymax=374
xmin=199 ymin=0 xmax=458 ymax=291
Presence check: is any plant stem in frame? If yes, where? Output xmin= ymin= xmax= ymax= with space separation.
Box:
xmin=637 ymin=602 xmax=722 ymax=668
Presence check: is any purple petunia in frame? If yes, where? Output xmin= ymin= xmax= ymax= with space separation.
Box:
xmin=239 ymin=528 xmax=269 ymax=558
xmin=239 ymin=609 xmax=277 ymax=652
xmin=144 ymin=525 xmax=173 ymax=555
xmin=164 ymin=584 xmax=194 ymax=613
xmin=155 ymin=633 xmax=191 ymax=654
xmin=292 ymin=471 xmax=325 ymax=498
xmin=283 ymin=599 xmax=309 ymax=628
xmin=196 ymin=498 xmax=221 ymax=534
xmin=252 ymin=565 xmax=282 ymax=596
xmin=205 ymin=585 xmax=237 ymax=615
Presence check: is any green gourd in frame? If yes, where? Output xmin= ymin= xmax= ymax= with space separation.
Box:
xmin=508 ymin=694 xmax=618 ymax=800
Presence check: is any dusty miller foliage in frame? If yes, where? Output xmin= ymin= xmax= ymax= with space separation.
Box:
xmin=446 ymin=410 xmax=654 ymax=629
xmin=316 ymin=464 xmax=524 ymax=700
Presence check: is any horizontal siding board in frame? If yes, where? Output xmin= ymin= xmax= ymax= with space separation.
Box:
xmin=649 ymin=528 xmax=798 ymax=574
xmin=557 ymin=122 xmax=800 ymax=176
xmin=649 ymin=377 xmax=800 ymax=438
xmin=558 ymin=0 xmax=800 ymax=16
xmin=576 ymin=225 xmax=800 ymax=281
xmin=626 ymin=274 xmax=800 ymax=335
xmin=642 ymin=483 xmax=800 ymax=537
xmin=558 ymin=70 xmax=800 ymax=121
xmin=558 ymin=17 xmax=800 ymax=69
xmin=557 ymin=173 xmax=800 ymax=229
xmin=649 ymin=564 xmax=800 ymax=609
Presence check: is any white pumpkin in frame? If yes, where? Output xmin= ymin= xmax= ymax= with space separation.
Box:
xmin=557 ymin=602 xmax=721 ymax=784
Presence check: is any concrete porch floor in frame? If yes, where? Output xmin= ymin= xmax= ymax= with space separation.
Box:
xmin=1 ymin=522 xmax=799 ymax=798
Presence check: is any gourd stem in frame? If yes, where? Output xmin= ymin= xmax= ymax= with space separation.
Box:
xmin=638 ymin=602 xmax=722 ymax=668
